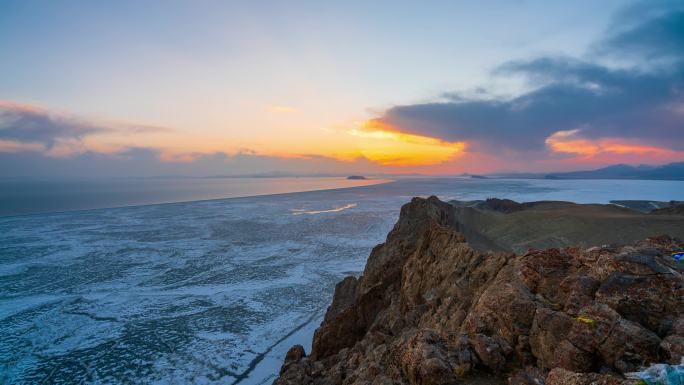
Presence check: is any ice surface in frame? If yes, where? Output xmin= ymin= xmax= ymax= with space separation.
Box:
xmin=1 ymin=178 xmax=683 ymax=384
xmin=626 ymin=358 xmax=684 ymax=385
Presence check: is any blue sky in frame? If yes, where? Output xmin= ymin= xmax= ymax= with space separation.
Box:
xmin=1 ymin=1 xmax=682 ymax=176
xmin=1 ymin=1 xmax=624 ymax=113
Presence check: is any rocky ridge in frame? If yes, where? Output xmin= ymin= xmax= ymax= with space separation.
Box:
xmin=275 ymin=196 xmax=684 ymax=385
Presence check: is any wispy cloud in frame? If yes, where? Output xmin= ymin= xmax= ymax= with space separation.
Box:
xmin=0 ymin=100 xmax=172 ymax=156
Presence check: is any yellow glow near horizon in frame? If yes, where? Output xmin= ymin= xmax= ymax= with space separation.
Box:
xmin=111 ymin=118 xmax=464 ymax=167
xmin=0 ymin=98 xmax=468 ymax=168
xmin=346 ymin=120 xmax=465 ymax=166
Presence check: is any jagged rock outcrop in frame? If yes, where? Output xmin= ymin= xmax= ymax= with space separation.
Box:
xmin=274 ymin=197 xmax=684 ymax=385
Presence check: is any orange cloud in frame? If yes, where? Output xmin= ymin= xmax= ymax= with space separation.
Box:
xmin=0 ymin=139 xmax=44 ymax=153
xmin=545 ymin=129 xmax=684 ymax=164
xmin=157 ymin=151 xmax=202 ymax=163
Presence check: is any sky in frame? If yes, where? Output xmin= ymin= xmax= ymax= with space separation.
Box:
xmin=1 ymin=0 xmax=683 ymax=177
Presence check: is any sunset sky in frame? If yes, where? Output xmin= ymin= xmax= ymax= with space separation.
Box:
xmin=1 ymin=0 xmax=683 ymax=177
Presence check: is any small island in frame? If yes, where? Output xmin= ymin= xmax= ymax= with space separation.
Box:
xmin=346 ymin=175 xmax=367 ymax=180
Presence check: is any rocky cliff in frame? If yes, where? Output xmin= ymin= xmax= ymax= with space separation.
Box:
xmin=274 ymin=196 xmax=684 ymax=385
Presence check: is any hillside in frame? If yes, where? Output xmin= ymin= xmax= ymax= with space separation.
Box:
xmin=450 ymin=198 xmax=684 ymax=253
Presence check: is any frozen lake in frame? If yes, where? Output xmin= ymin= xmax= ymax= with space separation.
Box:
xmin=1 ymin=177 xmax=683 ymax=384
xmin=0 ymin=177 xmax=390 ymax=217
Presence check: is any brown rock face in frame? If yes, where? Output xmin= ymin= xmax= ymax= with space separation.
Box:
xmin=274 ymin=197 xmax=684 ymax=385
xmin=323 ymin=276 xmax=359 ymax=323
xmin=399 ymin=330 xmax=453 ymax=385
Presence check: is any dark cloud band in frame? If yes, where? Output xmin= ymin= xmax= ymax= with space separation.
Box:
xmin=374 ymin=1 xmax=684 ymax=153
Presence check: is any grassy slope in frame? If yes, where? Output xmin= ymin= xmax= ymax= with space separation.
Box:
xmin=453 ymin=201 xmax=684 ymax=253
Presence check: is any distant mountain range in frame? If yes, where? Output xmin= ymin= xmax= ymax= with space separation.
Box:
xmin=544 ymin=162 xmax=684 ymax=180
xmin=491 ymin=162 xmax=684 ymax=181
xmin=112 ymin=162 xmax=684 ymax=181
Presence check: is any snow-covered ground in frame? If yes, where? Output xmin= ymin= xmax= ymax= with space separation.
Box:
xmin=1 ymin=178 xmax=683 ymax=384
